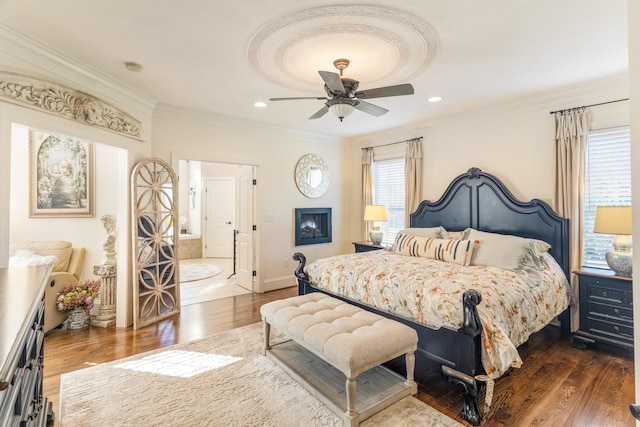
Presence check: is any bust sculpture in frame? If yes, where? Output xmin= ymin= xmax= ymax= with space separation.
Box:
xmin=101 ymin=214 xmax=117 ymax=265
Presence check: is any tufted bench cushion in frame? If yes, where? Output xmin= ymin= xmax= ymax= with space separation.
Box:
xmin=261 ymin=292 xmax=418 ymax=378
xmin=261 ymin=293 xmax=418 ymax=426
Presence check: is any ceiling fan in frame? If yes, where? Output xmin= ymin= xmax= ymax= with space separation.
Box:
xmin=269 ymin=59 xmax=415 ymax=122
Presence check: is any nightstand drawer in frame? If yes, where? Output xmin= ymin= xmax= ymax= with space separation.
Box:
xmin=586 ymin=283 xmax=625 ymax=305
xmin=587 ymin=301 xmax=633 ymax=323
xmin=581 ymin=276 xmax=631 ymax=306
xmin=585 ymin=317 xmax=634 ymax=344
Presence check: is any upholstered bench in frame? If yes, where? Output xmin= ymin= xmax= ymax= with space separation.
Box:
xmin=260 ymin=292 xmax=418 ymax=427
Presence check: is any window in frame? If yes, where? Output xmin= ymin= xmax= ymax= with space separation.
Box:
xmin=372 ymin=158 xmax=404 ymax=246
xmin=582 ymin=127 xmax=631 ymax=269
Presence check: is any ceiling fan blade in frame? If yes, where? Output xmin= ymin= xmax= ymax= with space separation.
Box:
xmin=270 ymin=97 xmax=327 ymax=101
xmin=355 ymin=83 xmax=414 ymax=99
xmin=354 ymin=100 xmax=388 ymax=117
xmin=318 ymin=71 xmax=346 ymax=94
xmin=308 ymin=105 xmax=329 ymax=120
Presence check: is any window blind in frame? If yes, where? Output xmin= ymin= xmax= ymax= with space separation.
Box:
xmin=372 ymin=158 xmax=405 ymax=246
xmin=583 ymin=127 xmax=631 ymax=269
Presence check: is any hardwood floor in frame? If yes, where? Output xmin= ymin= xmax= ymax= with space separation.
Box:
xmin=44 ymin=287 xmax=635 ymax=426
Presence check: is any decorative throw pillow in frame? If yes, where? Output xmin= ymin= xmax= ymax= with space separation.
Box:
xmin=394 ymin=234 xmax=476 ymax=266
xmin=465 ymin=228 xmax=543 ymax=271
xmin=391 ymin=226 xmax=447 ymax=251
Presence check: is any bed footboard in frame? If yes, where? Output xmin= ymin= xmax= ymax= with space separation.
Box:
xmin=292 ymin=252 xmax=484 ymax=425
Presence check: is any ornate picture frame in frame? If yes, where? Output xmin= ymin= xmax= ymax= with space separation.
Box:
xmin=29 ymin=130 xmax=95 ymax=217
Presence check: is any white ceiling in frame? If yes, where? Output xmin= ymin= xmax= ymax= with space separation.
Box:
xmin=0 ymin=0 xmax=628 ymax=138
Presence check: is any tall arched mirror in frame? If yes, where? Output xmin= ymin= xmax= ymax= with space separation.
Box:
xmin=131 ymin=158 xmax=180 ymax=329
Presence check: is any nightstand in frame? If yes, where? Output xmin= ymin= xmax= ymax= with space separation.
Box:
xmin=352 ymin=241 xmax=385 ymax=253
xmin=572 ymin=268 xmax=633 ymax=357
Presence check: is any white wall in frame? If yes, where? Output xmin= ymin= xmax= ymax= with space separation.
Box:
xmin=346 ymin=77 xmax=629 ymax=242
xmin=154 ymin=107 xmax=349 ymax=292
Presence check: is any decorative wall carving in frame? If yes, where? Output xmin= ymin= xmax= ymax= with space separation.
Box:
xmin=0 ymin=71 xmax=143 ymax=140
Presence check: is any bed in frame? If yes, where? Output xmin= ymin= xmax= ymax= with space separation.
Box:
xmin=292 ymin=167 xmax=571 ymax=425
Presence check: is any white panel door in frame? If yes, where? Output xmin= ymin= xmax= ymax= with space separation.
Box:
xmin=204 ymin=178 xmax=234 ymax=258
xmin=236 ymin=167 xmax=255 ymax=291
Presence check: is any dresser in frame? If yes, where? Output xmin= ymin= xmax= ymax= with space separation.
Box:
xmin=0 ymin=264 xmax=54 ymax=426
xmin=572 ymin=268 xmax=633 ymax=356
xmin=352 ymin=241 xmax=385 ymax=253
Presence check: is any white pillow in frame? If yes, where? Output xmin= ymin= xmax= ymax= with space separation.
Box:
xmin=8 ymin=250 xmax=58 ymax=267
xmin=445 ymin=230 xmax=465 ymax=240
xmin=465 ymin=228 xmax=542 ymax=271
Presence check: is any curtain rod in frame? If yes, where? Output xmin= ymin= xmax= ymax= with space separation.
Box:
xmin=362 ymin=136 xmax=422 ymax=150
xmin=549 ymin=98 xmax=629 ymax=115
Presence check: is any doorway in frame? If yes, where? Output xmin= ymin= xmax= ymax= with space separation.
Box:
xmin=177 ymin=159 xmax=256 ymax=300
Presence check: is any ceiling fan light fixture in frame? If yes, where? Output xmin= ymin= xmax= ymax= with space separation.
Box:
xmin=329 ymin=103 xmax=354 ymax=122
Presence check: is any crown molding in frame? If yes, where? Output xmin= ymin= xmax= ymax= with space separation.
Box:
xmin=429 ymin=73 xmax=629 ymax=127
xmin=153 ymin=103 xmax=342 ymax=145
xmin=349 ymin=73 xmax=629 ymax=144
xmin=0 ymin=24 xmax=156 ymax=115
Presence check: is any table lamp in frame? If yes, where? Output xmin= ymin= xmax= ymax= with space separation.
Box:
xmin=364 ymin=205 xmax=388 ymax=245
xmin=594 ymin=206 xmax=632 ymax=276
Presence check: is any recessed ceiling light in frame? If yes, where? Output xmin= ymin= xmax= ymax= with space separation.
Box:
xmin=124 ymin=61 xmax=142 ymax=72
xmin=427 ymin=96 xmax=442 ymax=103
xmin=254 ymin=101 xmax=267 ymax=108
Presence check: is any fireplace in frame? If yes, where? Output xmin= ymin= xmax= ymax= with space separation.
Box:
xmin=295 ymin=208 xmax=332 ymax=246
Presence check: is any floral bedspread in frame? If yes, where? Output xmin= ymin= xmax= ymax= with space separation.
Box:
xmin=305 ymin=250 xmax=571 ymax=380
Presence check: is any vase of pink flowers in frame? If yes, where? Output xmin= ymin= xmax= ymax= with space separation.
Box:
xmin=56 ymin=279 xmax=101 ymax=330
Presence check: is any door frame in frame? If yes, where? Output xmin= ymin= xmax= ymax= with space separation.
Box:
xmin=171 ymin=154 xmax=259 ymax=292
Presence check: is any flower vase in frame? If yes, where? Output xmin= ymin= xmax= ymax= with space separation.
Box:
xmin=67 ymin=308 xmax=90 ymax=330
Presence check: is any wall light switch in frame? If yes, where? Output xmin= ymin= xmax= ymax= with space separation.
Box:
xmin=265 ymin=214 xmax=275 ymax=222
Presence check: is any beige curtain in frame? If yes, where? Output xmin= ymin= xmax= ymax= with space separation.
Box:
xmin=404 ymin=140 xmax=423 ymax=225
xmin=554 ymin=108 xmax=592 ymax=331
xmin=362 ymin=148 xmax=374 ymax=240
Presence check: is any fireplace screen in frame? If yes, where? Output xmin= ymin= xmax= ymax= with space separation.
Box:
xmin=295 ymin=208 xmax=332 ymax=246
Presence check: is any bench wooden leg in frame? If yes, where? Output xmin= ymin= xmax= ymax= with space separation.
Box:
xmin=405 ymin=351 xmax=417 ymax=394
xmin=263 ymin=320 xmax=271 ymax=356
xmin=345 ymin=376 xmax=357 ymax=417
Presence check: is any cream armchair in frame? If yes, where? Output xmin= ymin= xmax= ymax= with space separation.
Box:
xmin=9 ymin=241 xmax=86 ymax=333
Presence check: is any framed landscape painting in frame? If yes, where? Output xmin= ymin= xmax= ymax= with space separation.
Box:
xmin=29 ymin=130 xmax=95 ymax=217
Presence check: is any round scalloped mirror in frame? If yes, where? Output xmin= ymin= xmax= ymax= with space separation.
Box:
xmin=295 ymin=154 xmax=330 ymax=198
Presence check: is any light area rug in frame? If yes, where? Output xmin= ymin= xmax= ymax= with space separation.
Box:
xmin=59 ymin=323 xmax=463 ymax=427
xmin=180 ymin=261 xmax=223 ymax=282
xmin=180 ymin=280 xmax=251 ymax=306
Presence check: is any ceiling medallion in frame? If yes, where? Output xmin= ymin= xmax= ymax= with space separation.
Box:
xmin=248 ymin=5 xmax=438 ymax=92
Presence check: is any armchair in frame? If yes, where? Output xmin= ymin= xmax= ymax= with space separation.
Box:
xmin=9 ymin=241 xmax=86 ymax=333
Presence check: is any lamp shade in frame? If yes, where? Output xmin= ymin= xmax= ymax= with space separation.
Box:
xmin=594 ymin=206 xmax=632 ymax=235
xmin=329 ymin=103 xmax=354 ymax=121
xmin=364 ymin=205 xmax=388 ymax=222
